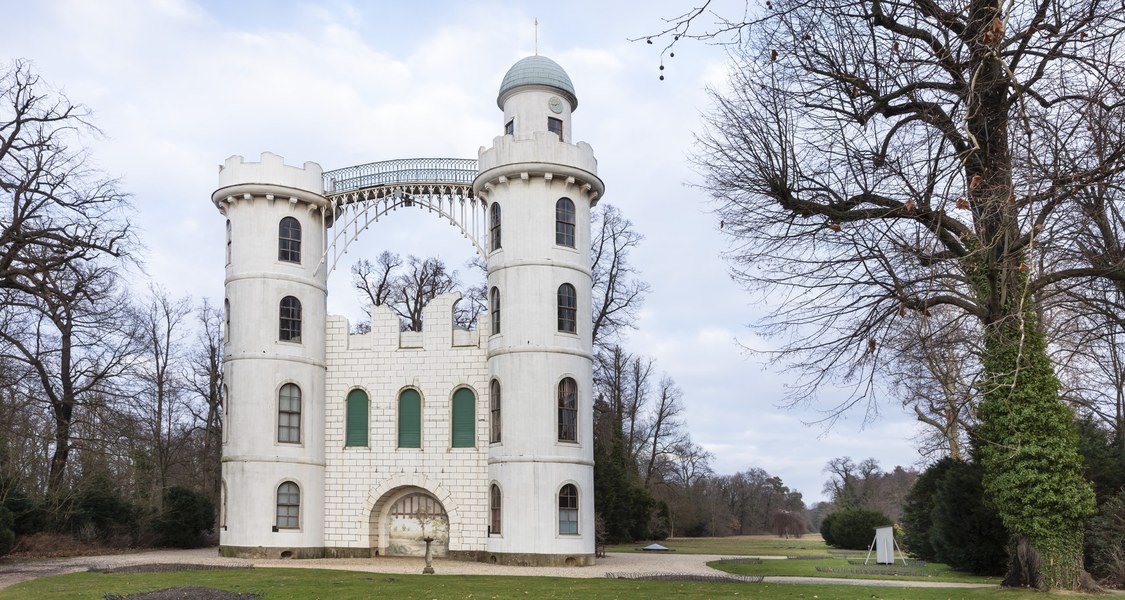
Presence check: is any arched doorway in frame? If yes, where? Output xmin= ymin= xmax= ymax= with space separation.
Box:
xmin=384 ymin=491 xmax=449 ymax=557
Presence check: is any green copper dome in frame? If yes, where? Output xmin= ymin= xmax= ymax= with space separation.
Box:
xmin=497 ymin=55 xmax=577 ymax=110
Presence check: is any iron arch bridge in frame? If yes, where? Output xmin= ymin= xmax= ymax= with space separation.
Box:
xmin=319 ymin=157 xmax=483 ymax=275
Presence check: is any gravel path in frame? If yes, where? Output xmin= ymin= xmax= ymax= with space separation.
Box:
xmin=0 ymin=547 xmax=997 ymax=591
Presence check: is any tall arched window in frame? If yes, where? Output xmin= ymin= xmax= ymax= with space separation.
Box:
xmin=489 ymin=203 xmax=502 ymax=251
xmin=224 ymin=298 xmax=230 ymax=342
xmin=279 ymin=217 xmax=301 ymax=263
xmin=451 ymin=388 xmax=475 ymax=448
xmin=279 ymin=296 xmax=302 ymax=342
xmin=398 ymin=389 xmax=422 ymax=448
xmin=225 ymin=220 xmax=232 ymax=265
xmin=556 ymin=198 xmax=575 ymax=247
xmin=558 ymin=377 xmax=578 ymax=442
xmin=490 ymin=484 xmax=502 ymax=535
xmin=278 ymin=383 xmax=301 ymax=443
xmin=489 ymin=379 xmax=501 ymax=444
xmin=558 ymin=484 xmax=578 ymax=535
xmin=557 ymin=284 xmax=577 ymax=333
xmin=276 ymin=481 xmax=300 ymax=529
xmin=345 ymin=389 xmax=369 ymax=447
xmin=490 ymin=287 xmax=501 ymax=335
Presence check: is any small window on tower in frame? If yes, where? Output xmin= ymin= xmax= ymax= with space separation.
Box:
xmin=504 ymin=119 xmax=514 ymax=135
xmin=548 ymin=117 xmax=563 ymax=141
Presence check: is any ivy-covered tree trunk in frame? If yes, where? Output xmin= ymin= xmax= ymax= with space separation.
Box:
xmin=977 ymin=312 xmax=1096 ymax=590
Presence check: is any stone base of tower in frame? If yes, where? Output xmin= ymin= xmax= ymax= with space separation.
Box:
xmin=470 ymin=551 xmax=595 ymax=567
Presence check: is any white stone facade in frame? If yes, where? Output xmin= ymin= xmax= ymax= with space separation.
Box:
xmin=214 ymin=56 xmax=602 ymax=566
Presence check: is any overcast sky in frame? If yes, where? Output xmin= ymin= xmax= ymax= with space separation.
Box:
xmin=3 ymin=0 xmax=928 ymax=503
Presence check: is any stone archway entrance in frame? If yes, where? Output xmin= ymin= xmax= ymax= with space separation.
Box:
xmin=383 ymin=491 xmax=449 ymax=557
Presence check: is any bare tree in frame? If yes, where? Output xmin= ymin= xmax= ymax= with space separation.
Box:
xmin=642 ymin=376 xmax=686 ymax=487
xmin=885 ymin=307 xmax=979 ymax=461
xmin=0 ymin=263 xmax=138 ymax=498
xmin=352 ymin=253 xmax=470 ymax=331
xmin=591 ymin=205 xmax=651 ymax=350
xmin=130 ymin=287 xmax=194 ymax=504
xmin=186 ymin=298 xmax=224 ymax=513
xmin=646 ymin=0 xmax=1122 ymax=586
xmin=0 ymin=59 xmax=133 ymax=294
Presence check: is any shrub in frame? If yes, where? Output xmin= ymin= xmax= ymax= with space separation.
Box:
xmin=153 ymin=486 xmax=215 ymax=548
xmin=821 ymin=508 xmax=891 ymax=550
xmin=901 ymin=458 xmax=1008 ymax=575
xmin=1086 ymin=489 xmax=1125 ymax=588
xmin=901 ymin=457 xmax=955 ymax=561
xmin=0 ymin=505 xmax=15 ymax=556
xmin=928 ymin=461 xmax=1007 ymax=574
xmin=819 ymin=511 xmax=838 ymax=546
xmin=68 ymin=475 xmax=142 ymax=544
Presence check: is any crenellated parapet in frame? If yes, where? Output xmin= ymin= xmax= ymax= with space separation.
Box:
xmin=326 ymin=293 xmax=488 ymax=353
xmin=474 ymin=134 xmax=603 ymax=205
xmin=212 ymin=152 xmax=329 ymax=215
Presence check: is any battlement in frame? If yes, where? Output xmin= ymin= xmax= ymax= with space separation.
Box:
xmin=476 ymin=133 xmax=599 ymax=179
xmin=218 ymin=151 xmax=324 ymax=195
xmin=326 ymin=293 xmax=487 ymax=353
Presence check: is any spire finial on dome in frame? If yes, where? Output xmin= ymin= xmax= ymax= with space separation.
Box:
xmin=534 ymin=18 xmax=539 ymax=56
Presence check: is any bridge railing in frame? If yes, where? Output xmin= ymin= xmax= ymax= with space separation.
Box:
xmin=323 ymin=157 xmax=478 ymax=194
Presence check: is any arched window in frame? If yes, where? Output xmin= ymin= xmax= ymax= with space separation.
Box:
xmin=224 ymin=298 xmax=230 ymax=342
xmin=222 ymin=384 xmax=229 ymax=443
xmin=276 ymin=481 xmax=300 ymax=529
xmin=489 ymin=203 xmax=502 ymax=251
xmin=398 ymin=389 xmax=422 ymax=448
xmin=451 ymin=388 xmax=475 ymax=448
xmin=279 ymin=296 xmax=302 ymax=342
xmin=558 ymin=377 xmax=578 ymax=442
xmin=279 ymin=217 xmax=301 ymax=263
xmin=489 ymin=379 xmax=501 ymax=444
xmin=278 ymin=383 xmax=301 ymax=443
xmin=225 ymin=220 xmax=232 ymax=265
xmin=556 ymin=198 xmax=575 ymax=247
xmin=490 ymin=287 xmax=501 ymax=335
xmin=558 ymin=484 xmax=578 ymax=535
xmin=557 ymin=284 xmax=577 ymax=333
xmin=490 ymin=484 xmax=502 ymax=535
xmin=345 ymin=389 xmax=369 ymax=447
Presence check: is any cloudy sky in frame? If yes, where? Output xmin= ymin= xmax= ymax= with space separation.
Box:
xmin=4 ymin=0 xmax=926 ymax=502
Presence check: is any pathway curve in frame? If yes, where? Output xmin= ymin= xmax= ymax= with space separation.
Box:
xmin=0 ymin=547 xmax=998 ymax=591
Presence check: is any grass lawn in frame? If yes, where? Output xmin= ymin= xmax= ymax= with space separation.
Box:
xmin=0 ymin=568 xmax=1108 ymax=600
xmin=605 ymin=534 xmax=833 ymax=556
xmin=709 ymin=557 xmax=1000 ymax=584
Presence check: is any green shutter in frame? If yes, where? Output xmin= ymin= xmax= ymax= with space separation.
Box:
xmin=451 ymin=388 xmax=475 ymax=448
xmin=398 ymin=389 xmax=421 ymax=448
xmin=345 ymin=389 xmax=368 ymax=447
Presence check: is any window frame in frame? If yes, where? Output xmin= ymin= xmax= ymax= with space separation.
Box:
xmin=504 ymin=119 xmax=514 ymax=135
xmin=555 ymin=198 xmax=576 ymax=247
xmin=489 ymin=379 xmax=501 ymax=444
xmin=557 ymin=284 xmax=577 ymax=334
xmin=278 ymin=216 xmax=302 ymax=263
xmin=489 ymin=203 xmax=502 ymax=252
xmin=451 ymin=387 xmax=476 ymax=449
xmin=490 ymin=483 xmax=502 ymax=536
xmin=558 ymin=483 xmax=579 ymax=535
xmin=277 ymin=383 xmax=301 ymax=444
xmin=345 ymin=388 xmax=369 ymax=447
xmin=276 ymin=481 xmax=301 ymax=530
xmin=558 ymin=377 xmax=578 ymax=443
xmin=547 ymin=117 xmax=563 ymax=141
xmin=279 ymin=296 xmax=302 ymax=342
xmin=397 ymin=388 xmax=422 ymax=449
xmin=225 ymin=219 xmax=232 ymax=265
xmin=490 ymin=287 xmax=501 ymax=336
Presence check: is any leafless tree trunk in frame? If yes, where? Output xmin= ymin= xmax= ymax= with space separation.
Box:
xmin=187 ymin=298 xmax=224 ymax=515
xmin=0 ymin=263 xmax=138 ymax=498
xmin=591 ymin=205 xmax=651 ymax=350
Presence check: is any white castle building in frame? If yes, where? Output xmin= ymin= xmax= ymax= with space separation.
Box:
xmin=213 ymin=56 xmax=602 ymax=566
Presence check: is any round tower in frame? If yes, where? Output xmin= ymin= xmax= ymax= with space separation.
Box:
xmin=213 ymin=152 xmax=329 ymax=558
xmin=475 ymin=56 xmax=603 ymax=565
